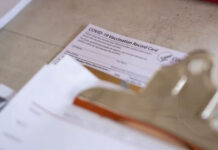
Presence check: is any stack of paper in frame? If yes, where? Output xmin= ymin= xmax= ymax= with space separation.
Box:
xmin=0 ymin=56 xmax=185 ymax=150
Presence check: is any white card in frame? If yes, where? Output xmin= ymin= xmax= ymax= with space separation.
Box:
xmin=53 ymin=24 xmax=186 ymax=87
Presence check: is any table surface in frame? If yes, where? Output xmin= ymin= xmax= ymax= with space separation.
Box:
xmin=0 ymin=0 xmax=218 ymax=91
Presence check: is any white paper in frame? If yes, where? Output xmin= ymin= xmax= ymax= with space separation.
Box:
xmin=53 ymin=24 xmax=186 ymax=87
xmin=33 ymin=56 xmax=99 ymax=113
xmin=0 ymin=57 xmax=138 ymax=150
xmin=0 ymin=56 xmax=186 ymax=150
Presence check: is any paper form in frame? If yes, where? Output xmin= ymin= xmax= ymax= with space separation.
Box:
xmin=53 ymin=24 xmax=186 ymax=87
xmin=0 ymin=56 xmax=186 ymax=150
